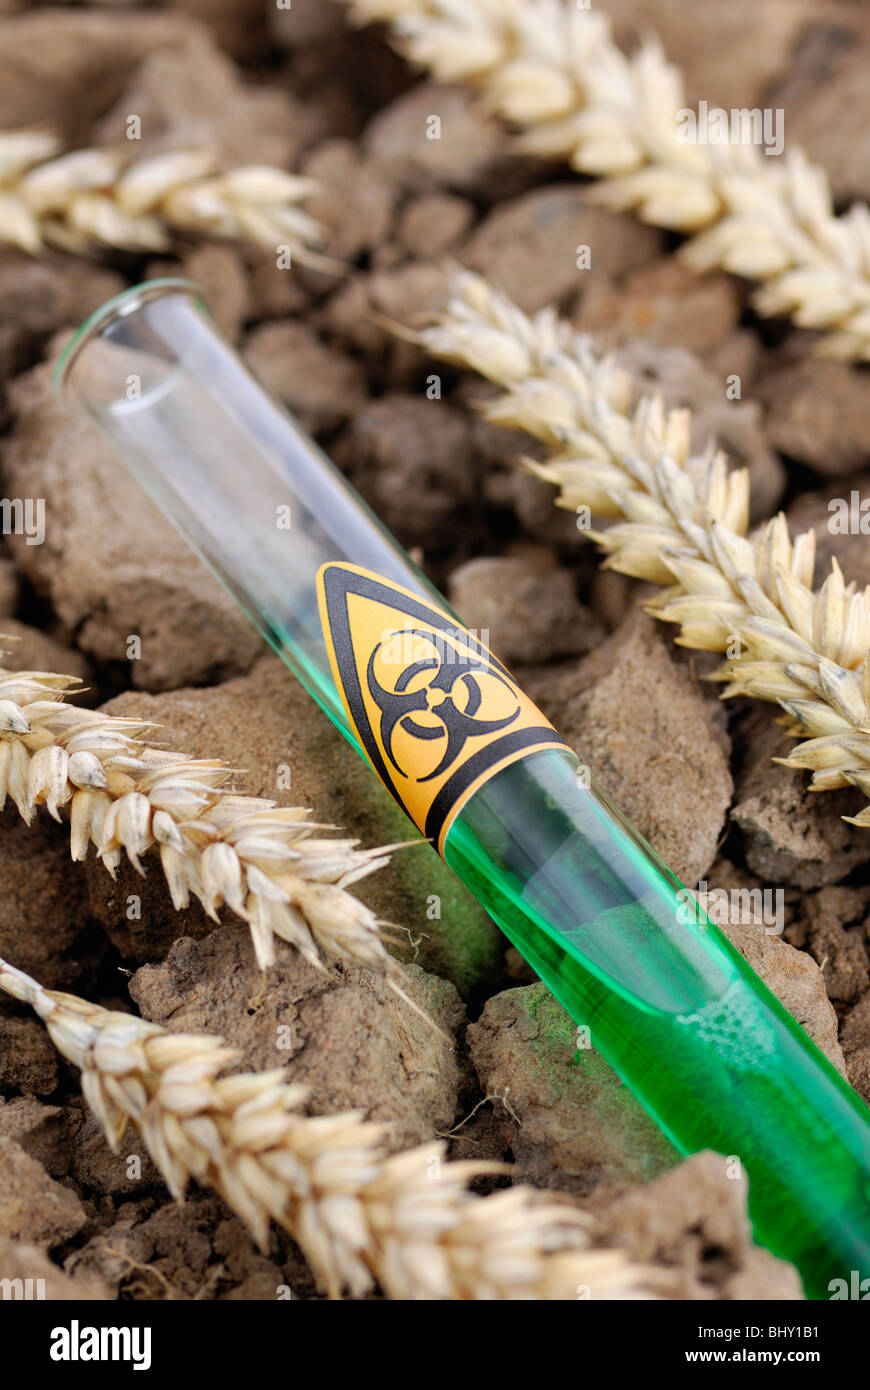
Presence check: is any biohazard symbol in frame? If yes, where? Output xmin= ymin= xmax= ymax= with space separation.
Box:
xmin=317 ymin=563 xmax=568 ymax=852
xmin=366 ymin=627 xmax=521 ymax=782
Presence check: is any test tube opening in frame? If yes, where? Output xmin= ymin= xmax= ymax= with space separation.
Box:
xmin=53 ymin=278 xmax=207 ymax=416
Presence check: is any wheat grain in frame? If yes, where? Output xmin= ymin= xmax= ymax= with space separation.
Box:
xmin=417 ymin=270 xmax=870 ymax=825
xmin=0 ymin=954 xmax=655 ymax=1300
xmin=0 ymin=131 xmax=324 ymax=264
xmin=0 ymin=648 xmax=406 ymax=972
xmin=346 ymin=0 xmax=870 ymax=360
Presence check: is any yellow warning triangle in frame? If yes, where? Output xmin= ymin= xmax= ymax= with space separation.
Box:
xmin=317 ymin=562 xmax=567 ymax=853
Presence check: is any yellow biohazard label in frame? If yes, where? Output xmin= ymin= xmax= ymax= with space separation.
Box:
xmin=317 ymin=562 xmax=569 ymax=854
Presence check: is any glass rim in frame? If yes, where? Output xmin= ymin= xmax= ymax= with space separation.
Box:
xmin=53 ymin=277 xmax=204 ymax=405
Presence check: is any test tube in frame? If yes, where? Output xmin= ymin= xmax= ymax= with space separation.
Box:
xmin=56 ymin=279 xmax=870 ymax=1298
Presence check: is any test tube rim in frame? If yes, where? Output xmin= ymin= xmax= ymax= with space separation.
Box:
xmin=52 ymin=277 xmax=205 ymax=406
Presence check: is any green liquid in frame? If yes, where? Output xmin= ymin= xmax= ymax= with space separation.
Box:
xmin=444 ymin=747 xmax=870 ymax=1300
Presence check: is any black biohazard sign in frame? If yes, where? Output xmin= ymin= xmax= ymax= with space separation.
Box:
xmin=317 ymin=562 xmax=568 ymax=852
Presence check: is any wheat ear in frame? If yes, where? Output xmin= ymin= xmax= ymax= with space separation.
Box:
xmin=0 ymin=648 xmax=405 ymax=973
xmin=346 ymin=0 xmax=870 ymax=360
xmin=417 ymin=270 xmax=870 ymax=824
xmin=0 ymin=955 xmax=654 ymax=1300
xmin=0 ymin=131 xmax=325 ymax=264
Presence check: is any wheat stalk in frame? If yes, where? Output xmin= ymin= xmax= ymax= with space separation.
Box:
xmin=0 ymin=647 xmax=406 ymax=974
xmin=346 ymin=0 xmax=870 ymax=360
xmin=417 ymin=270 xmax=870 ymax=825
xmin=0 ymin=131 xmax=325 ymax=264
xmin=0 ymin=954 xmax=655 ymax=1300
